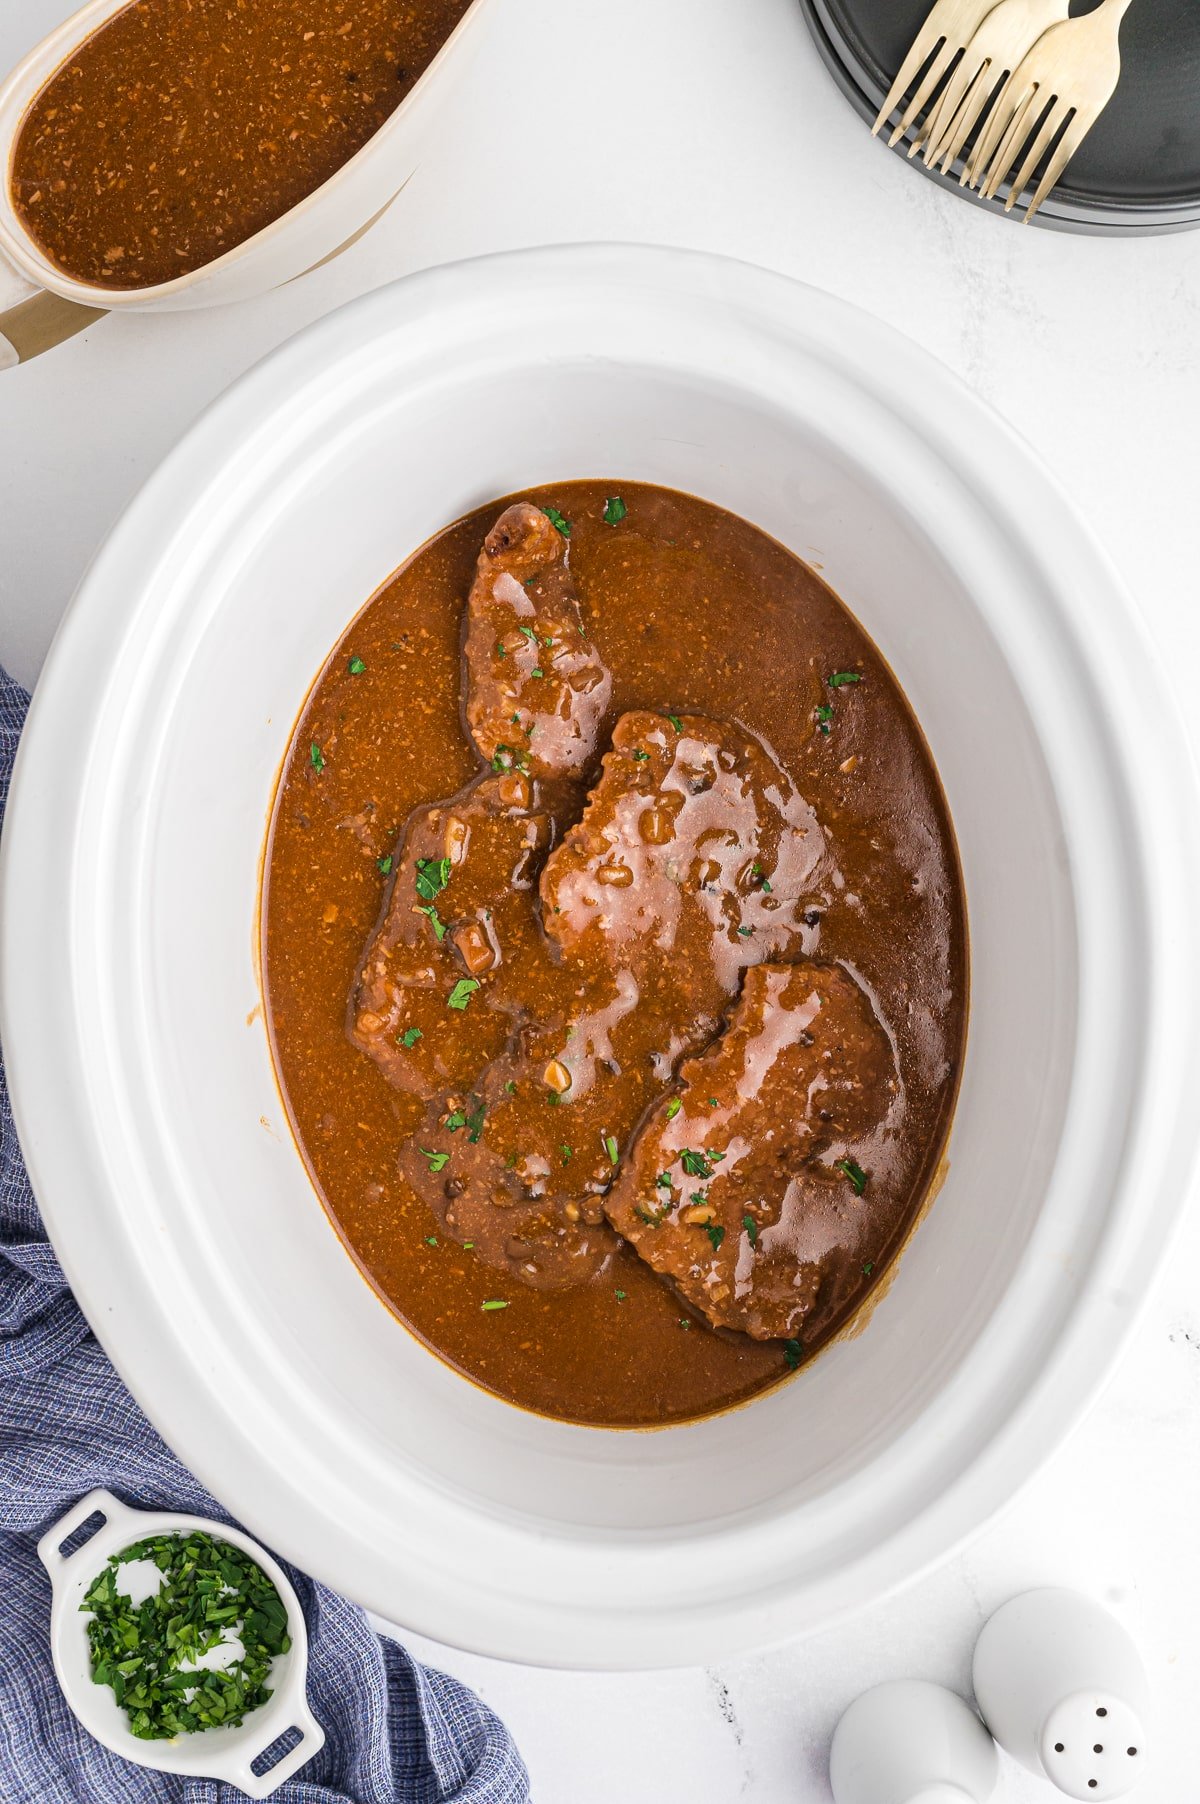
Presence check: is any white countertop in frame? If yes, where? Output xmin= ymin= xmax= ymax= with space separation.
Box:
xmin=3 ymin=0 xmax=1199 ymax=1798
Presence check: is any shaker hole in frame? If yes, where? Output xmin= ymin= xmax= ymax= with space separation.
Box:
xmin=1055 ymin=1744 xmax=1065 ymax=1754
xmin=1096 ymin=1708 xmax=1108 ymax=1718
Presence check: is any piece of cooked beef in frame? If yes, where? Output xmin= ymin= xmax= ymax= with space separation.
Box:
xmin=604 ymin=962 xmax=896 ymax=1340
xmin=398 ymin=1079 xmax=620 ymax=1290
xmin=350 ymin=772 xmax=550 ymax=1099
xmin=402 ymin=714 xmax=832 ymax=1281
xmin=462 ymin=502 xmax=612 ymax=780
xmin=542 ymin=709 xmax=828 ymax=1002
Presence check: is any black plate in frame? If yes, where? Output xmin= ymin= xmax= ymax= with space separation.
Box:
xmin=803 ymin=0 xmax=1200 ymax=232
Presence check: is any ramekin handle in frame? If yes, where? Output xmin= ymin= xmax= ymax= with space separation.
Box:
xmin=36 ymin=1488 xmax=134 ymax=1574
xmin=0 ymin=254 xmax=104 ymax=369
xmin=220 ymin=1692 xmax=326 ymax=1799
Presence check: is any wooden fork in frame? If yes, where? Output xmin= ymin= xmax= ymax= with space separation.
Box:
xmin=968 ymin=0 xmax=1136 ymax=219
xmin=918 ymin=0 xmax=1070 ymax=175
xmin=871 ymin=0 xmax=1001 ymax=149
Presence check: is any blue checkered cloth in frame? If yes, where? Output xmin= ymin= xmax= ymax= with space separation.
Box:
xmin=0 ymin=666 xmax=530 ymax=1803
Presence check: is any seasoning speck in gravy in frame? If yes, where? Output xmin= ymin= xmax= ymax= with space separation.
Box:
xmin=10 ymin=0 xmax=474 ymax=290
xmin=264 ymin=483 xmax=968 ymax=1429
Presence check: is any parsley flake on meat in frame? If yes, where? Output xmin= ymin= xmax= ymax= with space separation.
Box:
xmin=835 ymin=1157 xmax=868 ymax=1196
xmin=415 ymin=857 xmax=451 ymax=901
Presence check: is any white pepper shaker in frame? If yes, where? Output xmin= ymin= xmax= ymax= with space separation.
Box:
xmin=829 ymin=1679 xmax=999 ymax=1804
xmin=972 ymin=1589 xmax=1149 ymax=1800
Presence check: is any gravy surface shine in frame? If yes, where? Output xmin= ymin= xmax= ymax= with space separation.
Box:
xmin=264 ymin=483 xmax=967 ymax=1428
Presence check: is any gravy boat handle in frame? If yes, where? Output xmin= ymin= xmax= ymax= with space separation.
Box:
xmin=0 ymin=253 xmax=104 ymax=370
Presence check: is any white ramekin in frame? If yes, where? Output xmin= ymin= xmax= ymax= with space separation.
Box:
xmin=39 ymin=1489 xmax=322 ymax=1797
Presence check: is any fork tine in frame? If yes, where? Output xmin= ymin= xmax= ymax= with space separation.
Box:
xmin=893 ymin=45 xmax=958 ymax=150
xmin=1023 ymin=107 xmax=1088 ymax=219
xmin=919 ymin=51 xmax=986 ymax=166
xmin=952 ymin=68 xmax=1007 ymax=181
xmin=966 ymin=68 xmax=1031 ymax=189
xmin=934 ymin=62 xmax=997 ymax=174
xmin=1002 ymin=94 xmax=1068 ymax=211
xmin=980 ymin=83 xmax=1040 ymax=200
xmin=873 ymin=29 xmax=951 ymax=137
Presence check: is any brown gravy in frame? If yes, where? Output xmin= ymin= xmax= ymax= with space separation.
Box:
xmin=263 ymin=483 xmax=968 ymax=1428
xmin=10 ymin=0 xmax=473 ymax=290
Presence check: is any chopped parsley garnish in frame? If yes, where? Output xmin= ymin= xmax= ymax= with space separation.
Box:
xmin=656 ymin=1172 xmax=673 ymax=1190
xmin=543 ymin=506 xmax=571 ymax=537
xmin=309 ymin=742 xmax=325 ymax=772
xmin=815 ymin=705 xmax=834 ymax=737
xmin=603 ymin=495 xmax=628 ymax=526
xmin=505 ymin=1080 xmax=517 ymax=1094
xmin=737 ymin=925 xmax=754 ymax=938
xmin=377 ymin=854 xmax=394 ymax=875
xmin=615 ymin=1288 xmax=627 ymax=1302
xmin=560 ymin=1144 xmax=573 ymax=1165
xmin=667 ymin=713 xmax=683 ymax=733
xmin=742 ymin=1214 xmax=759 ymax=1247
xmin=631 ymin=748 xmax=650 ymax=762
xmin=81 ymin=1531 xmax=289 ymax=1741
xmin=399 ymin=1026 xmax=422 ymax=1048
xmin=481 ymin=1299 xmax=510 ymax=1312
xmin=680 ymin=1149 xmax=714 ymax=1179
xmin=690 ymin=1192 xmax=706 ymax=1205
xmin=707 ymin=1097 xmax=718 ymax=1108
xmin=862 ymin=1260 xmax=875 ymax=1277
xmin=547 ymin=1090 xmax=562 ymax=1107
xmin=425 ymin=1235 xmax=438 ymax=1247
xmin=679 ymin=1318 xmax=691 ymax=1331
xmin=751 ymin=861 xmax=772 ymax=893
xmin=783 ymin=1339 xmax=803 ymax=1370
xmin=835 ymin=1157 xmax=869 ymax=1196
xmin=445 ymin=1110 xmax=467 ymax=1132
xmin=531 ymin=667 xmax=545 ymax=679
xmin=705 ymin=1223 xmax=726 ymax=1252
xmin=418 ymin=904 xmax=448 ymax=942
xmin=418 ymin=1147 xmax=449 ymax=1172
xmin=604 ymin=1134 xmax=620 ymax=1166
xmin=496 ymin=640 xmax=507 ymax=658
xmin=829 ymin=671 xmax=863 ymax=687
xmin=347 ymin=656 xmax=366 ymax=675
xmin=415 ymin=857 xmax=451 ymax=902
xmin=463 ymin=1241 xmax=475 ymax=1249
xmin=634 ymin=1202 xmax=669 ymax=1228
xmin=517 ymin=625 xmax=538 ymax=643
xmin=665 ymin=1097 xmax=682 ymax=1120
xmin=464 ymin=1099 xmax=486 ymax=1144
xmin=447 ymin=978 xmax=480 ymax=1011
xmin=491 ymin=743 xmax=530 ymax=774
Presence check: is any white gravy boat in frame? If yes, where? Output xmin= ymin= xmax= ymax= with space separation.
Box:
xmin=0 ymin=0 xmax=493 ymax=368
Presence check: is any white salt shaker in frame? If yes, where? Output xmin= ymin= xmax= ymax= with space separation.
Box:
xmin=972 ymin=1589 xmax=1149 ymax=1800
xmin=829 ymin=1679 xmax=999 ymax=1804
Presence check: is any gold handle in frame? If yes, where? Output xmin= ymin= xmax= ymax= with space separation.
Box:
xmin=0 ymin=290 xmax=105 ymax=368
